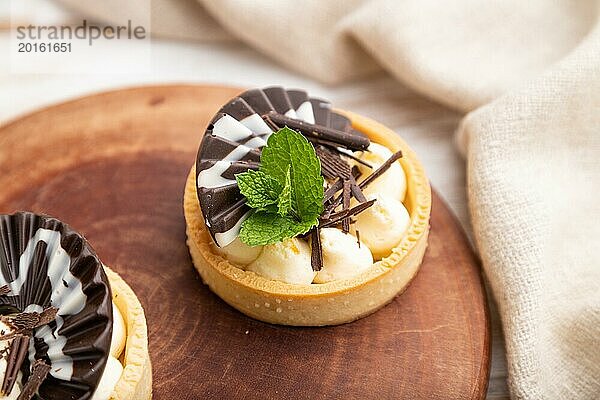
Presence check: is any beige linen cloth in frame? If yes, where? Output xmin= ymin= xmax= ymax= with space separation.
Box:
xmin=59 ymin=0 xmax=600 ymax=398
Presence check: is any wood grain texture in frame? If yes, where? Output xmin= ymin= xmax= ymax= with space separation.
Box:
xmin=0 ymin=85 xmax=490 ymax=399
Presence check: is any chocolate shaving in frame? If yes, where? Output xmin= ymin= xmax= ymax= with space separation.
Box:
xmin=323 ymin=178 xmax=343 ymax=204
xmin=0 ymin=307 xmax=58 ymax=341
xmin=0 ymin=286 xmax=10 ymax=296
xmin=310 ymin=228 xmax=323 ymax=272
xmin=326 ymin=185 xmax=352 ymax=216
xmin=17 ymin=360 xmax=51 ymax=400
xmin=0 ymin=313 xmax=52 ymax=397
xmin=35 ymin=307 xmax=58 ymax=328
xmin=349 ymin=176 xmax=367 ymax=203
xmin=263 ymin=111 xmax=370 ymax=151
xmin=358 ymin=151 xmax=403 ymax=190
xmin=320 ymin=199 xmax=376 ymax=228
xmin=8 ymin=314 xmax=38 ymax=332
xmin=336 ymin=148 xmax=372 ymax=169
xmin=342 ymin=180 xmax=352 ymax=233
xmin=309 ymin=138 xmax=372 ymax=169
xmin=7 ymin=307 xmax=58 ymax=332
xmin=306 ymin=136 xmax=350 ymax=150
xmin=2 ymin=335 xmax=29 ymax=396
xmin=356 ymin=230 xmax=361 ymax=248
xmin=315 ymin=146 xmax=351 ymax=180
xmin=323 ymin=150 xmax=402 ymax=216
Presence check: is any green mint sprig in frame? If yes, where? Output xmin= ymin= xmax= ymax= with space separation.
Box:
xmin=235 ymin=127 xmax=324 ymax=246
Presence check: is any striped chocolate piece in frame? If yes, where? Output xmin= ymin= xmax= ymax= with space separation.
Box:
xmin=196 ymin=86 xmax=368 ymax=247
xmin=0 ymin=212 xmax=112 ymax=399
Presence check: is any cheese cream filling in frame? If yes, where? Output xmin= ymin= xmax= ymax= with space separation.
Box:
xmin=354 ymin=142 xmax=407 ymax=201
xmin=313 ymin=228 xmax=373 ymax=284
xmin=214 ymin=141 xmax=411 ymax=285
xmin=247 ymin=238 xmax=315 ymax=285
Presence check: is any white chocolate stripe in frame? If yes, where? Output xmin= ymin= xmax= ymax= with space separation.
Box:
xmin=240 ymin=113 xmax=272 ymax=135
xmin=295 ymin=101 xmax=315 ymax=124
xmin=215 ymin=210 xmax=251 ymax=247
xmin=284 ymin=108 xmax=298 ymax=119
xmin=212 ymin=114 xmax=254 ymax=142
xmin=197 ymin=137 xmax=266 ymax=189
xmin=197 ymin=161 xmax=236 ymax=189
xmin=244 ymin=136 xmax=268 ymax=149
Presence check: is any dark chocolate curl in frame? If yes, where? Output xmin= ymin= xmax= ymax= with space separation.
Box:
xmin=6 ymin=307 xmax=58 ymax=332
xmin=310 ymin=228 xmax=323 ymax=272
xmin=2 ymin=335 xmax=30 ymax=396
xmin=342 ymin=180 xmax=352 ymax=233
xmin=315 ymin=146 xmax=351 ymax=180
xmin=359 ymin=151 xmax=403 ymax=190
xmin=320 ymin=199 xmax=377 ymax=228
xmin=263 ymin=111 xmax=370 ymax=151
xmin=17 ymin=360 xmax=51 ymax=400
xmin=349 ymin=176 xmax=367 ymax=203
xmin=323 ymin=178 xmax=344 ymax=204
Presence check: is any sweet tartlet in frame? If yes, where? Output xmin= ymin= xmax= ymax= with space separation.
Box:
xmin=0 ymin=212 xmax=151 ymax=400
xmin=184 ymin=87 xmax=430 ymax=326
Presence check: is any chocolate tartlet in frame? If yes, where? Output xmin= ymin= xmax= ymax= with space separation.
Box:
xmin=0 ymin=212 xmax=151 ymax=399
xmin=185 ymin=87 xmax=431 ymax=326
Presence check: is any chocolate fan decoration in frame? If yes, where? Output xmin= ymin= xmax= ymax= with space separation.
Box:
xmin=195 ymin=86 xmax=370 ymax=247
xmin=0 ymin=212 xmax=112 ymax=399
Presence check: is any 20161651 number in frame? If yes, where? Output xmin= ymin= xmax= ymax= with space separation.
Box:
xmin=18 ymin=42 xmax=72 ymax=53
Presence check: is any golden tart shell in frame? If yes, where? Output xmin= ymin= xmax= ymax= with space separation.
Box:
xmin=184 ymin=111 xmax=431 ymax=326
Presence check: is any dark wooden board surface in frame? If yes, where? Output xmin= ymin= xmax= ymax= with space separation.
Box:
xmin=0 ymin=85 xmax=490 ymax=399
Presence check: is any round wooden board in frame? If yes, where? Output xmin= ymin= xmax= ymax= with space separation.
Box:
xmin=0 ymin=85 xmax=490 ymax=399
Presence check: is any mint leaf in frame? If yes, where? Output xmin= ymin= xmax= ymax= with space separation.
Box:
xmin=261 ymin=127 xmax=324 ymax=220
xmin=257 ymin=204 xmax=279 ymax=214
xmin=237 ymin=127 xmax=324 ymax=246
xmin=236 ymin=170 xmax=282 ymax=209
xmin=277 ymin=166 xmax=293 ymax=217
xmin=239 ymin=211 xmax=315 ymax=246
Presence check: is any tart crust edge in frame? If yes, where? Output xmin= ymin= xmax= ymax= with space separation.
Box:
xmin=105 ymin=267 xmax=152 ymax=400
